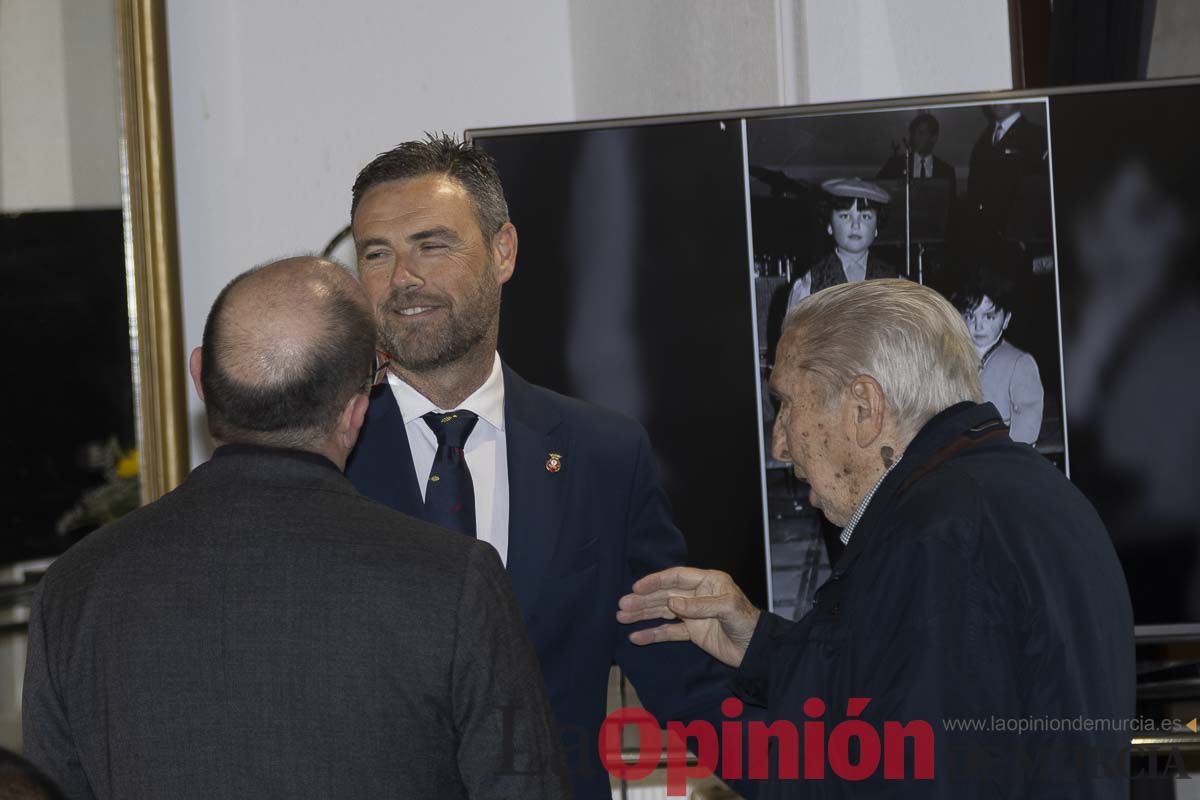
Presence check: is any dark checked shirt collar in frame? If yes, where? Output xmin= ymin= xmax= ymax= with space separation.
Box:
xmin=839 ymin=456 xmax=903 ymax=546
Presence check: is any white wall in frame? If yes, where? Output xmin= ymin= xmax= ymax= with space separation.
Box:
xmin=1147 ymin=0 xmax=1200 ymax=80
xmin=168 ymin=0 xmax=1013 ymax=463
xmin=569 ymin=0 xmax=782 ymax=119
xmin=166 ymin=0 xmax=577 ymax=461
xmin=565 ymin=0 xmax=1013 ymax=120
xmin=796 ymin=0 xmax=1013 ymax=103
xmin=0 ymin=0 xmax=120 ymax=211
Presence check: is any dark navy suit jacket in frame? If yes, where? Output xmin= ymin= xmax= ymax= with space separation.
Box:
xmin=346 ymin=364 xmax=737 ymax=799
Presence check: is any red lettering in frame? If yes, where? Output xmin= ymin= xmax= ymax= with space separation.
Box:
xmin=803 ymin=697 xmax=826 ymax=779
xmin=598 ymin=707 xmax=660 ymax=782
xmin=827 ymin=699 xmax=880 ymax=781
xmin=665 ymin=720 xmax=718 ymax=797
xmin=720 ymin=697 xmax=743 ymax=780
xmin=748 ymin=720 xmax=800 ymax=779
xmin=883 ymin=720 xmax=936 ymax=779
xmin=828 ymin=720 xmax=881 ymax=780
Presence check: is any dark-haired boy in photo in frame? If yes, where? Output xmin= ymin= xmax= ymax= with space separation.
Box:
xmin=952 ymin=270 xmax=1044 ymax=445
xmin=786 ymin=178 xmax=897 ymax=310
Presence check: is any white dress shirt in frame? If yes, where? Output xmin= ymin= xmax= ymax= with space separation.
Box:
xmin=913 ymin=153 xmax=934 ymax=178
xmin=386 ymin=353 xmax=510 ymax=564
xmin=992 ymin=111 xmax=1022 ymax=144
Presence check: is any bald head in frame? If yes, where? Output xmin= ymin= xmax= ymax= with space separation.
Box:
xmin=198 ymin=257 xmax=376 ymax=451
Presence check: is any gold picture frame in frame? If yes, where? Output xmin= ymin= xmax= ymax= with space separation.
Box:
xmin=115 ymin=0 xmax=189 ymax=501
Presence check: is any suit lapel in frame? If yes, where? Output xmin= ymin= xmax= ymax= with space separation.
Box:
xmin=348 ymin=385 xmax=424 ymax=517
xmin=502 ymin=366 xmax=571 ymax=622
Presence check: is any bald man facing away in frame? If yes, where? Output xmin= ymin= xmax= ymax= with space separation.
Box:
xmin=22 ymin=258 xmax=569 ymax=800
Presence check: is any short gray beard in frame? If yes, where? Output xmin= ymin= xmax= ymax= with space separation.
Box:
xmin=377 ymin=267 xmax=501 ymax=374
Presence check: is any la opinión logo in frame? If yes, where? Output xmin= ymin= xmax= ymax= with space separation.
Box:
xmin=598 ymin=696 xmax=935 ymax=796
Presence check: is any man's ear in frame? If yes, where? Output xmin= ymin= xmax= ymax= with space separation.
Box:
xmin=847 ymin=375 xmax=887 ymax=449
xmin=337 ymin=392 xmax=371 ymax=451
xmin=491 ymin=222 xmax=518 ymax=285
xmin=188 ymin=347 xmax=205 ymax=402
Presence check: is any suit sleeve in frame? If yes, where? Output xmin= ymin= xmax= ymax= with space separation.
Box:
xmin=23 ymin=583 xmax=94 ymax=799
xmin=451 ymin=541 xmax=571 ymax=799
xmin=730 ymin=611 xmax=798 ymax=708
xmin=1007 ymin=352 xmax=1044 ymax=445
xmin=614 ymin=431 xmax=738 ymax=723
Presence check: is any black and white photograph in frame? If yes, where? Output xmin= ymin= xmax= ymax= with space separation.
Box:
xmin=744 ymin=100 xmax=1066 ymax=620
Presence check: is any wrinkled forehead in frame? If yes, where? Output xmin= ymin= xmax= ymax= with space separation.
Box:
xmin=352 ymin=175 xmax=475 ymax=231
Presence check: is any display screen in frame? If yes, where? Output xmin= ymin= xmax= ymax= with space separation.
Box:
xmin=472 ymin=80 xmax=1200 ymax=635
xmin=0 ymin=209 xmax=136 ymax=563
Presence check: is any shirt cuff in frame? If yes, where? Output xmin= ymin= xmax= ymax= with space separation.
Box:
xmin=730 ymin=611 xmax=791 ymax=707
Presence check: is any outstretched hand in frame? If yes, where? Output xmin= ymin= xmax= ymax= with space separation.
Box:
xmin=616 ymin=567 xmax=761 ymax=668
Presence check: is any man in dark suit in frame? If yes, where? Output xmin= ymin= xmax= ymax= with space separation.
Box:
xmin=877 ymin=111 xmax=957 ymax=202
xmin=620 ymin=280 xmax=1134 ymax=798
xmin=345 ymin=136 xmax=736 ymax=798
xmin=966 ymin=103 xmax=1048 ymax=239
xmin=23 ymin=257 xmax=568 ymax=799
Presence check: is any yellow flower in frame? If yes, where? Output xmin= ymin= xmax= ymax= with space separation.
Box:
xmin=116 ymin=449 xmax=140 ymax=479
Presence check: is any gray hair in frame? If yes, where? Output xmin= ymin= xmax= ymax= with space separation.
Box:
xmin=780 ymin=279 xmax=982 ymax=441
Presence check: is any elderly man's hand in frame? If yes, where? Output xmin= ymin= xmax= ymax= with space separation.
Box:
xmin=617 ymin=567 xmax=761 ymax=668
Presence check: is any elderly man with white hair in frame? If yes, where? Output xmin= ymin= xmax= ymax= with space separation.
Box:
xmin=618 ymin=280 xmax=1133 ymax=798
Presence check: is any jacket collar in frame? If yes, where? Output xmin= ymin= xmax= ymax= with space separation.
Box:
xmin=832 ymin=401 xmax=1004 ymax=576
xmin=501 ymin=363 xmax=571 ymax=622
xmin=192 ymin=442 xmax=356 ymax=498
xmin=500 ymin=364 xmax=565 ymax=437
xmin=347 ymin=386 xmax=424 ymax=514
xmin=212 ymin=443 xmax=340 ymax=473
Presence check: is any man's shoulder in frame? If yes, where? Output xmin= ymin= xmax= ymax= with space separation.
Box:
xmin=894 ymin=437 xmax=1098 ymax=550
xmin=504 ymin=369 xmax=649 ymax=445
xmin=38 ymin=472 xmax=482 ymax=606
xmin=887 ymin=463 xmax=986 ymax=543
xmin=36 ymin=502 xmax=157 ymax=597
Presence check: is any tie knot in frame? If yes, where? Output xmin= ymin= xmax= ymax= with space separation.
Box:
xmin=422 ymin=410 xmax=479 ymax=449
